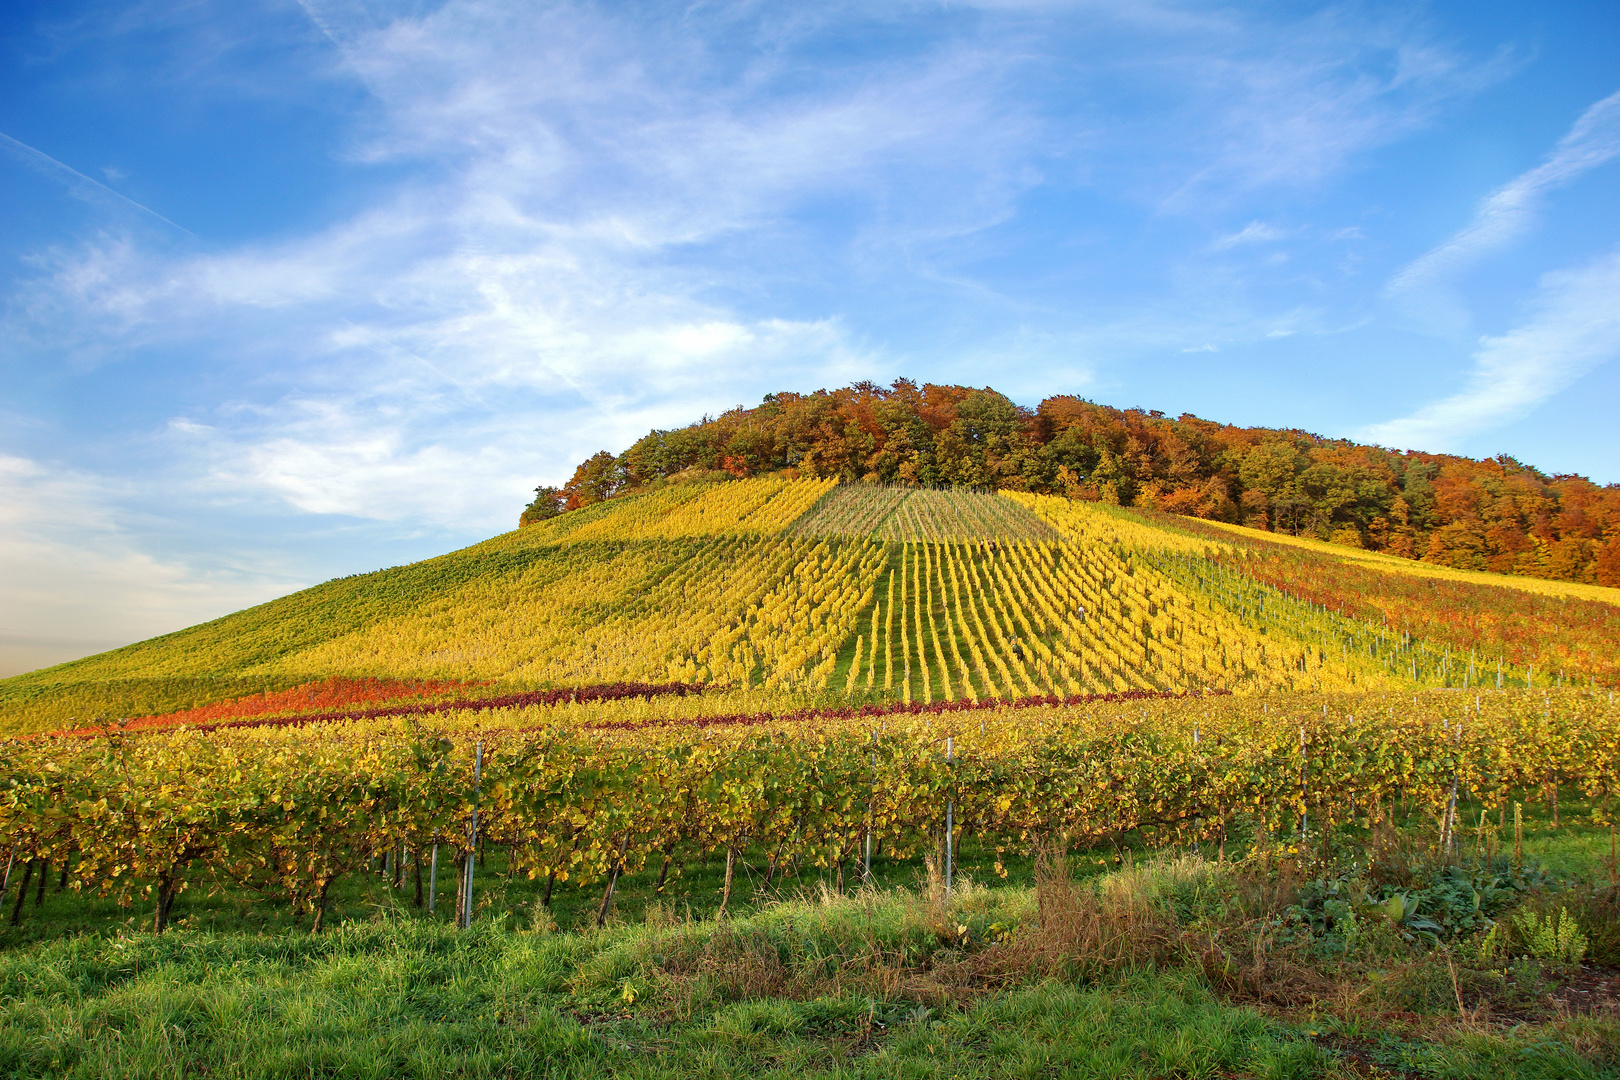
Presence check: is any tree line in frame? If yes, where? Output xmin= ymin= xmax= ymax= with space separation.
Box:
xmin=524 ymin=379 xmax=1620 ymax=587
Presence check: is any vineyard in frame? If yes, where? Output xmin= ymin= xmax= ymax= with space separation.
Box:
xmin=2 ymin=687 xmax=1614 ymax=933
xmin=4 ymin=475 xmax=1619 ymax=909
xmin=4 ymin=478 xmax=1620 ymax=1076
xmin=11 ymin=477 xmax=1610 ymax=736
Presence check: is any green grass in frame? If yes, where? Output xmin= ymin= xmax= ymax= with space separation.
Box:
xmin=0 ymin=882 xmax=1610 ymax=1079
xmin=0 ymin=916 xmax=1340 ymax=1080
xmin=1 ymin=803 xmax=1617 ymax=1079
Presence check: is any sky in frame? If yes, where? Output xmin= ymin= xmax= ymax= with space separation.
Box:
xmin=2 ymin=0 xmax=1619 ymax=676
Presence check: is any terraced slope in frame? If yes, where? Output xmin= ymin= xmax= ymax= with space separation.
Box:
xmin=3 ymin=477 xmax=1613 ymax=733
xmin=792 ymin=485 xmax=1060 ymax=543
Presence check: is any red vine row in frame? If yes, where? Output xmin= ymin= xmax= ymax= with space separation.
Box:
xmin=570 ymin=688 xmax=1230 ymax=734
xmin=61 ymin=682 xmax=710 ymax=739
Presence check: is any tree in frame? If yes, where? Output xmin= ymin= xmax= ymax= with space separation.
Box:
xmin=529 ymin=379 xmax=1620 ymax=587
xmin=520 ymin=486 xmax=567 ymax=527
xmin=564 ymin=452 xmax=627 ymax=509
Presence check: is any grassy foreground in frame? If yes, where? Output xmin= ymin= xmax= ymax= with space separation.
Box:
xmin=1 ymin=815 xmax=1617 ymax=1080
xmin=0 ymin=913 xmax=1334 ymax=1080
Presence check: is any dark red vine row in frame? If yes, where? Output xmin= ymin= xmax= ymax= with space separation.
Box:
xmin=570 ymin=688 xmax=1231 ymax=734
xmin=66 ymin=684 xmax=1227 ymax=741
xmin=94 ymin=682 xmax=709 ymax=737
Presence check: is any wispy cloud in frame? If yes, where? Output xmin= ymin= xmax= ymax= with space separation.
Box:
xmin=0 ymin=454 xmax=294 ymax=676
xmin=1384 ymin=88 xmax=1620 ymax=334
xmin=1361 ymin=246 xmax=1620 ymax=451
xmin=1212 ymin=221 xmax=1285 ymax=248
xmin=1153 ymin=8 xmax=1504 ymax=206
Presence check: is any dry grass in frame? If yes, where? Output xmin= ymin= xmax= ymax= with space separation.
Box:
xmin=1001 ymin=840 xmax=1183 ymax=977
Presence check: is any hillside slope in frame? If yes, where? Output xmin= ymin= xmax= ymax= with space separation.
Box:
xmin=6 ymin=476 xmax=1616 ymax=735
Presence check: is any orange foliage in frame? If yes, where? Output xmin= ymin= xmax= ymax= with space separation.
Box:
xmin=539 ymin=379 xmax=1620 ymax=588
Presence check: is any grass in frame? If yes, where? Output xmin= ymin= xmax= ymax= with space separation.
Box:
xmin=1 ymin=801 xmax=1617 ymax=1078
xmin=0 ymin=916 xmax=1340 ymax=1080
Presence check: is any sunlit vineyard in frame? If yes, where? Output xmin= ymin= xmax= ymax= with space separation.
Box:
xmin=793 ymin=484 xmax=1059 ymax=543
xmin=1161 ymin=512 xmax=1620 ymax=688
xmin=3 ymin=476 xmax=1616 ymax=737
xmin=565 ymin=475 xmax=837 ymax=542
xmin=3 ymin=687 xmax=1614 ymax=931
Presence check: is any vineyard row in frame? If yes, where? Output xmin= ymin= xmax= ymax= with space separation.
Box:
xmin=2 ymin=689 xmax=1613 ymax=931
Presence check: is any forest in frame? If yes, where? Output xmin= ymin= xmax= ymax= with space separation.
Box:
xmin=528 ymin=379 xmax=1620 ymax=587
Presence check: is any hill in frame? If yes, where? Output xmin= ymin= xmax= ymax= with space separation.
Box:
xmin=539 ymin=379 xmax=1620 ymax=587
xmin=4 ymin=475 xmax=1616 ymax=734
xmin=5 ymin=474 xmax=1619 ymax=1080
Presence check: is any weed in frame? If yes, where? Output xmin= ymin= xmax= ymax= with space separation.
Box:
xmin=1512 ymin=906 xmax=1589 ymax=966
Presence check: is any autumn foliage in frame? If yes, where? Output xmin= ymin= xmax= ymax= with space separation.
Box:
xmin=6 ymin=687 xmax=1616 ymax=935
xmin=537 ymin=379 xmax=1620 ymax=587
xmin=52 ymin=677 xmax=483 ymax=737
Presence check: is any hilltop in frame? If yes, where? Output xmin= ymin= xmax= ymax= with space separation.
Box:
xmin=538 ymin=379 xmax=1620 ymax=587
xmin=3 ymin=475 xmax=1616 ymax=735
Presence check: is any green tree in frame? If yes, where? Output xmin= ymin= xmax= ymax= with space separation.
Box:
xmin=520 ymin=485 xmax=567 ymax=526
xmin=564 ymin=451 xmax=627 ymax=509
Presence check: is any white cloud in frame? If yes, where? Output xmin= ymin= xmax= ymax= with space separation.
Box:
xmin=0 ymin=0 xmax=1518 ymax=553
xmin=1152 ymin=7 xmax=1503 ymax=206
xmin=1212 ymin=221 xmax=1285 ymax=248
xmin=1385 ymin=88 xmax=1620 ymax=334
xmin=1361 ymin=247 xmax=1620 ymax=451
xmin=0 ymin=455 xmax=296 ymax=677
xmin=161 ymin=312 xmax=868 ymax=528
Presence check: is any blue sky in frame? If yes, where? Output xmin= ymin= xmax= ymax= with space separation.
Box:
xmin=2 ymin=0 xmax=1618 ymax=675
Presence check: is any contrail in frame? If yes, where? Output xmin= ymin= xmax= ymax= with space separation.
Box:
xmin=294 ymin=0 xmax=347 ymax=50
xmin=0 ymin=130 xmax=197 ymax=237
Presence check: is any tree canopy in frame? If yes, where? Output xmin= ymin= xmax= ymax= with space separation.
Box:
xmin=526 ymin=378 xmax=1620 ymax=587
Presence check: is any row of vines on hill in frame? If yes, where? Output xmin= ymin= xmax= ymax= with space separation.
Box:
xmin=570 ymin=487 xmax=1472 ymax=700
xmin=1015 ymin=492 xmax=1605 ymax=691
xmin=0 ymin=689 xmax=1612 ymax=931
xmin=15 ymin=479 xmax=1603 ymax=746
xmin=1164 ymin=517 xmax=1620 ymax=688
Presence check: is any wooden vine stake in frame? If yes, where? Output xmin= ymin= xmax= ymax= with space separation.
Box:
xmin=1298 ymin=725 xmax=1308 ymax=840
xmin=458 ymin=741 xmax=482 ymax=929
xmin=428 ymin=838 xmax=438 ymax=913
xmin=597 ymin=832 xmax=629 ymax=927
xmin=863 ymin=731 xmax=876 ymax=885
xmin=944 ymin=735 xmax=954 ymax=899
